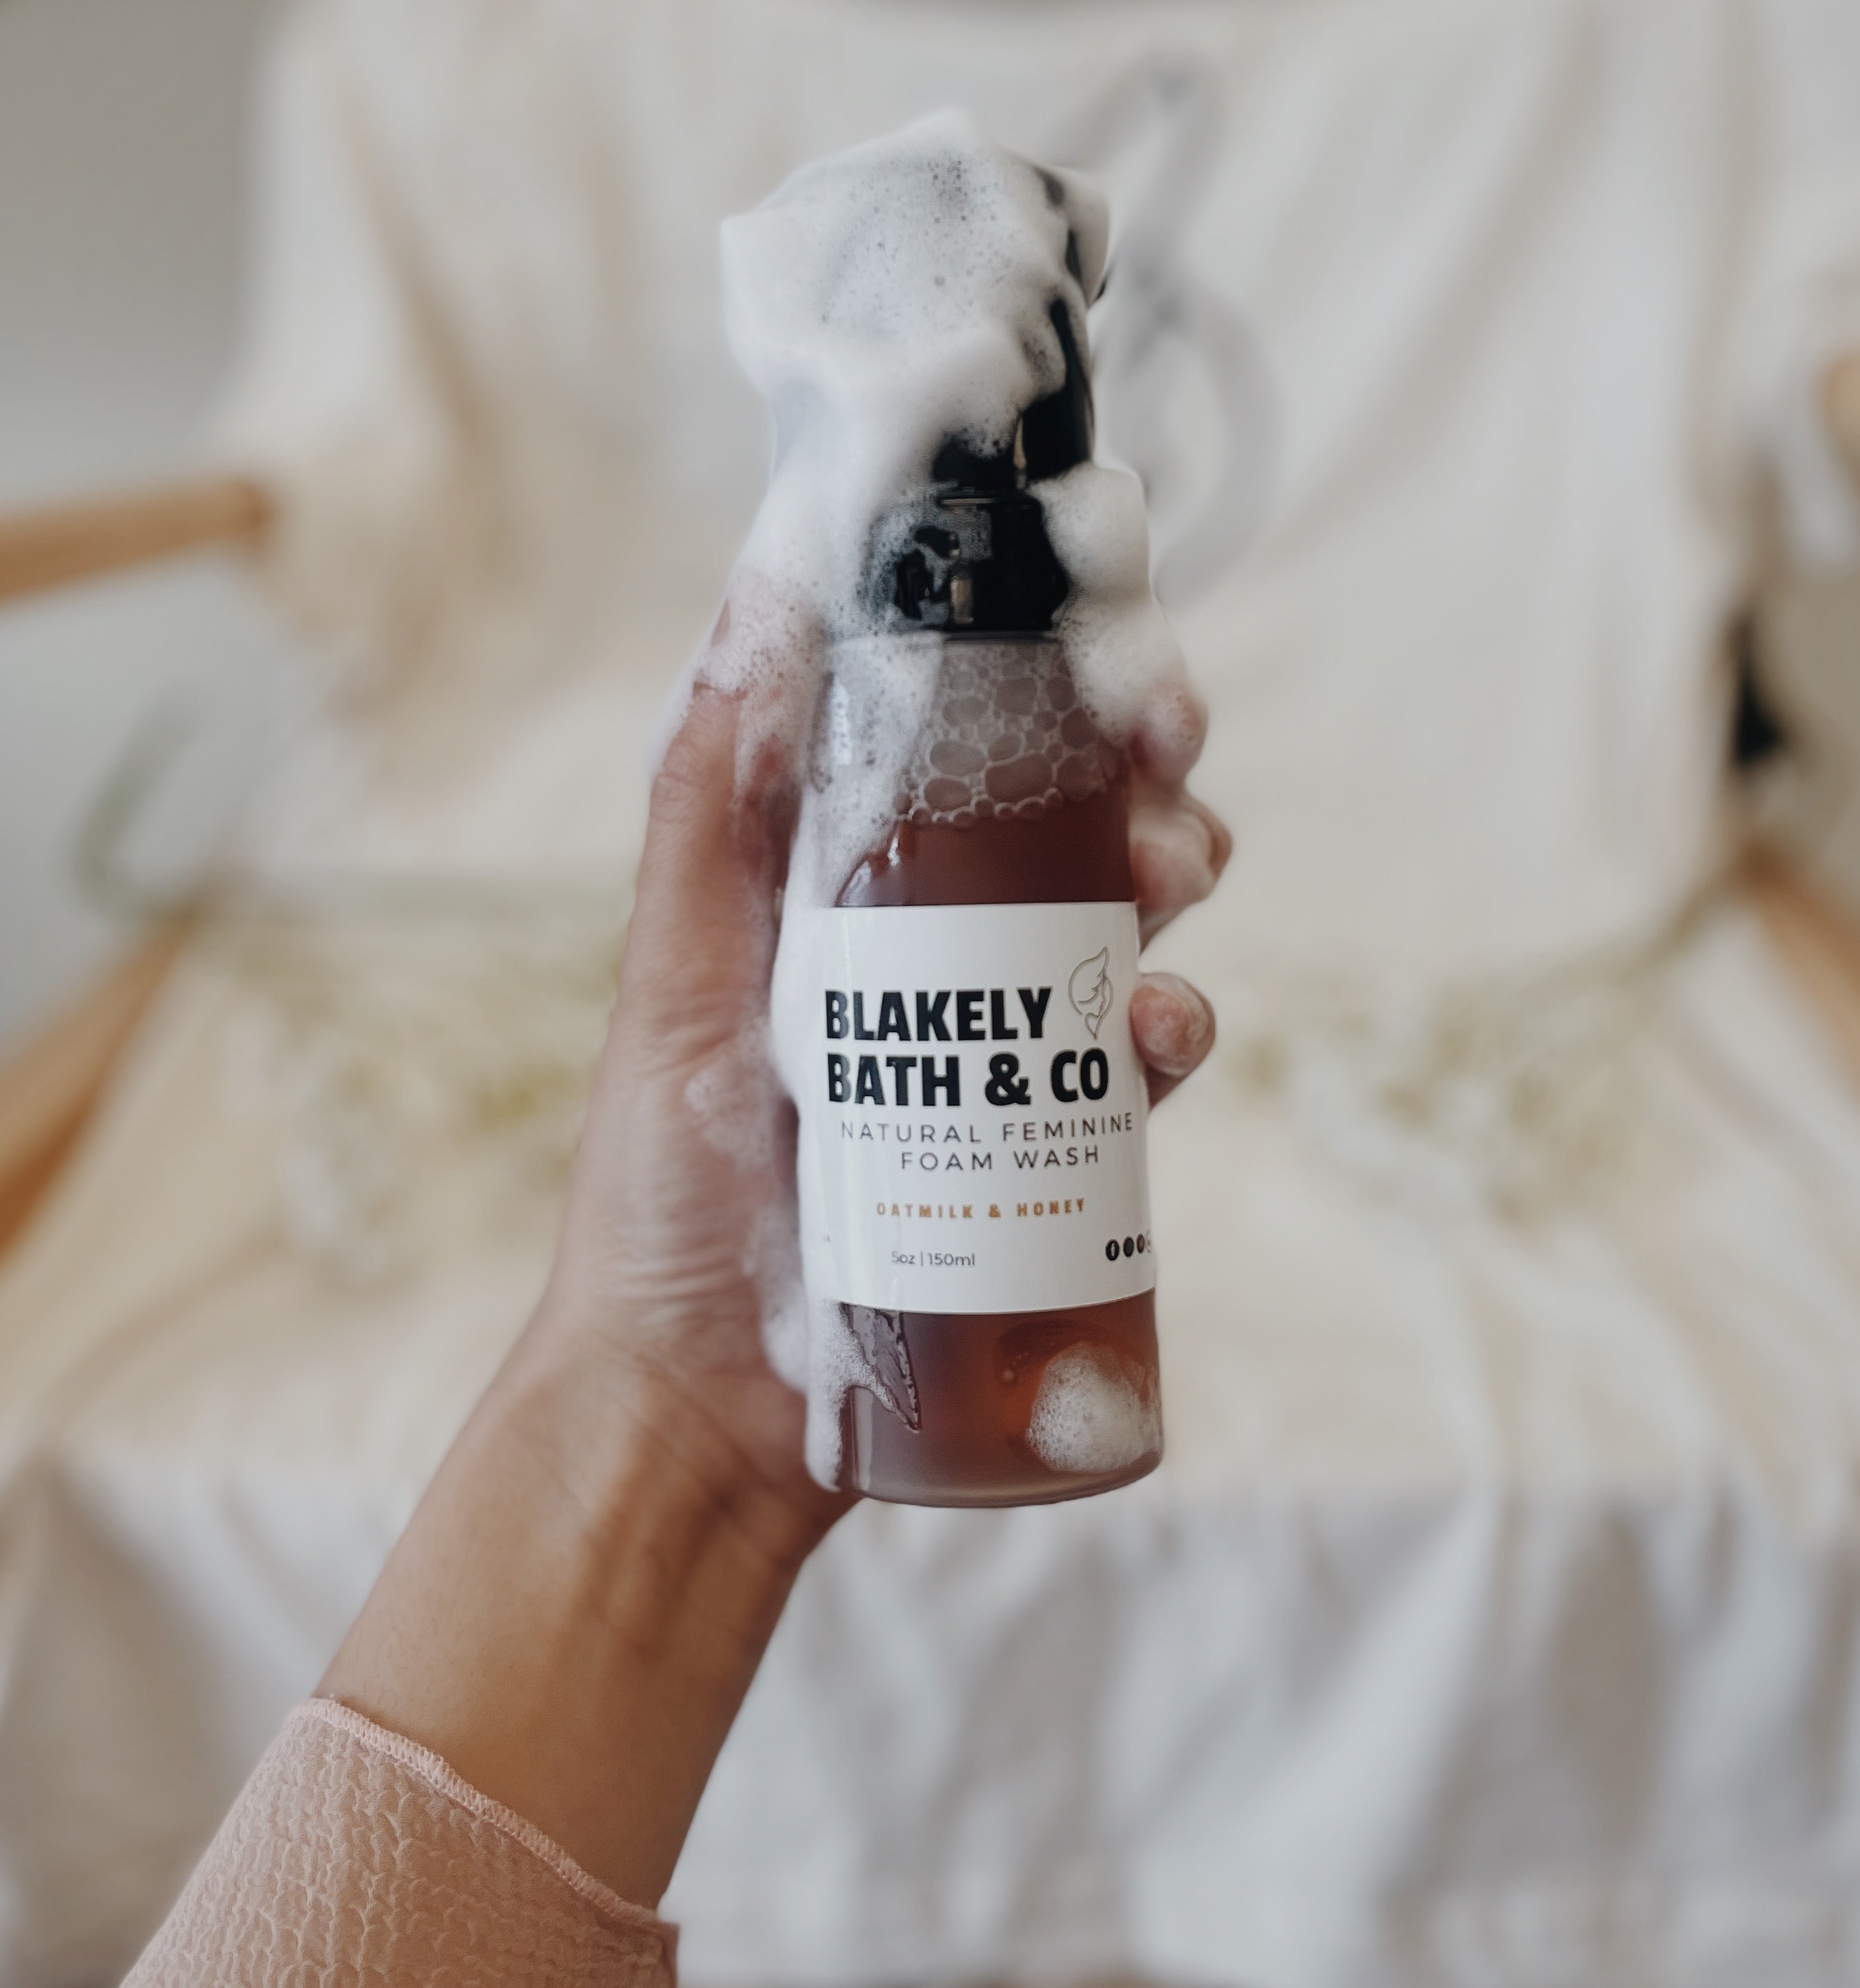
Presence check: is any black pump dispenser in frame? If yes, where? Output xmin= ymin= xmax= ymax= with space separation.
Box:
xmin=870 ymin=293 xmax=1094 ymax=638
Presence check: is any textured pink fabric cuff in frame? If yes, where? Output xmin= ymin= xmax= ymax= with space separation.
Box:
xmin=125 ymin=1698 xmax=677 ymax=1986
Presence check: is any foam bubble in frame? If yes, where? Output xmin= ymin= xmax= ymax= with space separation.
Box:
xmin=669 ymin=113 xmax=1191 ymax=1485
xmin=1025 ymin=1343 xmax=1162 ymax=1477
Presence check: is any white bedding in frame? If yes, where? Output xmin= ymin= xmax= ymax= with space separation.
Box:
xmin=4 ymin=1 xmax=1860 ymax=1982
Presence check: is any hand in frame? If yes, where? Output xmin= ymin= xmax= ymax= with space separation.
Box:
xmin=540 ymin=657 xmax=1226 ymax=1525
xmin=319 ymin=606 xmax=1227 ymax=1911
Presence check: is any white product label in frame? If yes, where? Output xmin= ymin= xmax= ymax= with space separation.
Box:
xmin=794 ymin=901 xmax=1154 ymax=1315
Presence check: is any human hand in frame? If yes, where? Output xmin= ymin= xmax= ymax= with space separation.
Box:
xmin=538 ymin=627 xmax=1227 ymax=1529
xmin=319 ymin=604 xmax=1226 ymax=1908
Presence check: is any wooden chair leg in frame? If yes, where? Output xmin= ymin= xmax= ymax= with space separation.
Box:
xmin=0 ymin=928 xmax=187 ymax=1257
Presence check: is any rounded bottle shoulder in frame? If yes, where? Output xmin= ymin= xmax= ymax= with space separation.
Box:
xmin=822 ymin=632 xmax=1131 ymax=907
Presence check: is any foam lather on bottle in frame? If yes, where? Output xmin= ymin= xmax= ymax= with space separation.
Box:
xmin=665 ymin=112 xmax=1199 ymax=1485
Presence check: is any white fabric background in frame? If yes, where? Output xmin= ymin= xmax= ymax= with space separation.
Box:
xmin=3 ymin=0 xmax=1860 ymax=1983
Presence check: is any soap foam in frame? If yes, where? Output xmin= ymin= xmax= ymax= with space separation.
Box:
xmin=1025 ymin=1343 xmax=1162 ymax=1477
xmin=667 ymin=113 xmax=1194 ymax=1485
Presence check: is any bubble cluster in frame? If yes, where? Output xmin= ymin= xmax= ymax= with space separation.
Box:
xmin=1025 ymin=1342 xmax=1162 ymax=1476
xmin=896 ymin=640 xmax=1117 ymax=829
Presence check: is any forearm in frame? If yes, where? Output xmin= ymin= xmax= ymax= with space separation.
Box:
xmin=319 ymin=1311 xmax=828 ymax=1908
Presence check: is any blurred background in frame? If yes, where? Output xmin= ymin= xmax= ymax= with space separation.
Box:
xmin=5 ymin=2 xmax=1860 ymax=1985
xmin=6 ymin=0 xmax=1860 ymax=1056
xmin=0 ymin=0 xmax=302 ymax=1042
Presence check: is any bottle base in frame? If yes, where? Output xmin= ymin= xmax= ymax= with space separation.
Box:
xmin=845 ymin=1420 xmax=1162 ymax=1507
xmin=834 ymin=1294 xmax=1162 ymax=1508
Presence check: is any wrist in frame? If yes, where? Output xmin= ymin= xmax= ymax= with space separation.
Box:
xmin=320 ymin=1309 xmax=828 ymax=1906
xmin=504 ymin=1298 xmax=837 ymax=1579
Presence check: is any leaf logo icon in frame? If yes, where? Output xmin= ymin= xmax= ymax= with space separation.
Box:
xmin=1069 ymin=948 xmax=1113 ymax=1040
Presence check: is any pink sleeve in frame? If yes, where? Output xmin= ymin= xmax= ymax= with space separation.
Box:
xmin=125 ymin=1699 xmax=677 ymax=1987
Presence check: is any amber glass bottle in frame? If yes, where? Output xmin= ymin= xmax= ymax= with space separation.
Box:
xmin=801 ymin=453 xmax=1162 ymax=1506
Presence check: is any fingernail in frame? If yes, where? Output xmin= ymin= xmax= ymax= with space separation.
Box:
xmin=1134 ymin=974 xmax=1215 ymax=1073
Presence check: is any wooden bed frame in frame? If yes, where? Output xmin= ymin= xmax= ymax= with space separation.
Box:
xmin=3 ymin=362 xmax=1859 ymax=1259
